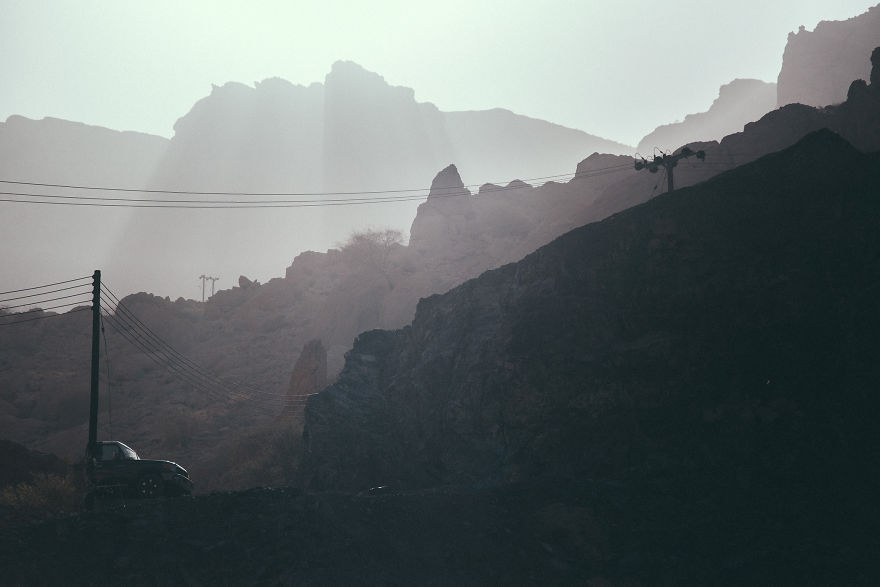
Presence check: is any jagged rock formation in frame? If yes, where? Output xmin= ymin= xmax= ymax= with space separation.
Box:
xmin=278 ymin=339 xmax=327 ymax=426
xmin=777 ymin=3 xmax=880 ymax=107
xmin=636 ymin=79 xmax=776 ymax=153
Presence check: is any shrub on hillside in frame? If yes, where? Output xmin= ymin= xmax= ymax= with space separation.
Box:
xmin=0 ymin=473 xmax=80 ymax=511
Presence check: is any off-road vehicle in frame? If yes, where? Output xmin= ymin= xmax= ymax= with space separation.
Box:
xmin=86 ymin=440 xmax=193 ymax=499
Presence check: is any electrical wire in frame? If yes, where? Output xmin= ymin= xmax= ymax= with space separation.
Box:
xmin=0 ymin=282 xmax=92 ymax=304
xmin=1 ymin=291 xmax=94 ymax=311
xmin=0 ymin=169 xmax=585 ymax=197
xmin=99 ymin=285 xmax=298 ymax=411
xmin=100 ymin=282 xmax=327 ymax=402
xmin=0 ymin=275 xmax=91 ymax=296
xmin=101 ymin=285 xmax=266 ymax=394
xmin=0 ymin=163 xmax=635 ymax=209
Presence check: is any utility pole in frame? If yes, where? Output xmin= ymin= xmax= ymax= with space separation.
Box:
xmin=198 ymin=275 xmax=219 ymax=301
xmin=88 ymin=269 xmax=101 ymax=457
xmin=634 ymin=146 xmax=705 ymax=193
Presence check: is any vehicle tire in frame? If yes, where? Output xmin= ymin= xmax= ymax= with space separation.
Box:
xmin=137 ymin=474 xmax=164 ymax=498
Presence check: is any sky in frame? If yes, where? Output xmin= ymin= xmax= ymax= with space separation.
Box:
xmin=2 ymin=0 xmax=877 ymax=147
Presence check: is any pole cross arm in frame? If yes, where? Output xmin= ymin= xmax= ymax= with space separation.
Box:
xmin=633 ymin=146 xmax=706 ymax=192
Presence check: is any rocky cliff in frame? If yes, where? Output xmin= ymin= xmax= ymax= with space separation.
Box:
xmin=777 ymin=3 xmax=880 ymax=107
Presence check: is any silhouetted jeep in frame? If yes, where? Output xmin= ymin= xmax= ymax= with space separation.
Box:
xmin=86 ymin=440 xmax=193 ymax=499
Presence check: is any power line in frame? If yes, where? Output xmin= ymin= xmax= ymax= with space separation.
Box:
xmin=100 ymin=282 xmax=291 ymax=407
xmin=0 ymin=169 xmax=588 ymax=197
xmin=0 ymin=275 xmax=92 ymax=296
xmin=0 ymin=192 xmax=432 ymax=209
xmin=1 ymin=291 xmax=95 ymax=311
xmin=0 ymin=163 xmax=635 ymax=209
xmin=0 ymin=282 xmax=92 ymax=304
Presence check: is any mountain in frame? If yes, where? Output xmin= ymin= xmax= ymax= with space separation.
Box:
xmin=300 ymin=130 xmax=880 ymax=580
xmin=3 ymin=129 xmax=879 ymax=586
xmin=777 ymin=2 xmax=880 ymax=107
xmin=636 ymin=79 xmax=776 ymax=154
xmin=0 ymin=116 xmax=169 ymax=296
xmin=4 ymin=51 xmax=880 ymax=491
xmin=0 ymin=62 xmax=632 ymax=301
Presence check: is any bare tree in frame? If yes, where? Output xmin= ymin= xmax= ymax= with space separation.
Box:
xmin=340 ymin=228 xmax=404 ymax=288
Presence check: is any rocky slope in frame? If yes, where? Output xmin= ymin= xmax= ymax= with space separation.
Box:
xmin=302 ymin=128 xmax=880 ymax=489
xmin=636 ymin=79 xmax=776 ymax=154
xmin=299 ymin=130 xmax=880 ymax=581
xmin=777 ymin=2 xmax=880 ymax=107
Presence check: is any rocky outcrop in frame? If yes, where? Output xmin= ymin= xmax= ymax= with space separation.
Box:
xmin=777 ymin=3 xmax=880 ymax=107
xmin=636 ymin=79 xmax=776 ymax=153
xmin=278 ymin=340 xmax=327 ymax=426
xmin=303 ymin=129 xmax=880 ymax=492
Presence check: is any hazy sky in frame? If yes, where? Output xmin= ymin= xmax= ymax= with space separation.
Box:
xmin=2 ymin=0 xmax=876 ymax=147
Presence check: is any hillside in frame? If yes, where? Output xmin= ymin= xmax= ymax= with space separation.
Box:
xmin=299 ymin=129 xmax=880 ymax=581
xmin=3 ymin=129 xmax=878 ymax=585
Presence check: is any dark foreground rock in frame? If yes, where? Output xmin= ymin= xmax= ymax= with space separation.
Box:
xmin=0 ymin=482 xmax=619 ymax=585
xmin=2 ymin=473 xmax=877 ymax=585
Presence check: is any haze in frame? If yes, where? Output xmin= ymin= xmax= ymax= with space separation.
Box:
xmin=2 ymin=0 xmax=875 ymax=146
xmin=1 ymin=0 xmax=877 ymax=300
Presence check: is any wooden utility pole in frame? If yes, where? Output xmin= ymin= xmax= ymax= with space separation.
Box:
xmin=634 ymin=146 xmax=705 ymax=192
xmin=207 ymin=276 xmax=219 ymax=297
xmin=87 ymin=269 xmax=101 ymax=456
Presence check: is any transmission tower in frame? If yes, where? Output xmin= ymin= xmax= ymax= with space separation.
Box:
xmin=634 ymin=146 xmax=705 ymax=193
